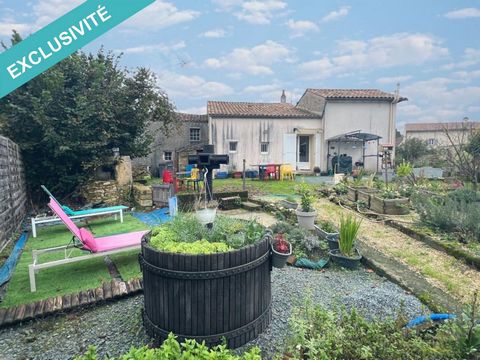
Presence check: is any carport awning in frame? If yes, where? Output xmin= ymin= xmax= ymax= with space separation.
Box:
xmin=327 ymin=132 xmax=382 ymax=143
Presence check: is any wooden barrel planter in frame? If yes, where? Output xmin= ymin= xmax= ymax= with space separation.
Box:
xmin=139 ymin=234 xmax=272 ymax=349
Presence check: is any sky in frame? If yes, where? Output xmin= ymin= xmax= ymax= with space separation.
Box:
xmin=0 ymin=0 xmax=479 ymax=130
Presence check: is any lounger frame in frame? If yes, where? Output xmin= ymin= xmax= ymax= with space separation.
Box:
xmin=28 ymin=243 xmax=140 ymax=292
xmin=31 ymin=209 xmax=124 ymax=238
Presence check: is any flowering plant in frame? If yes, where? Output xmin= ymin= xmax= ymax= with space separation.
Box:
xmin=273 ymin=233 xmax=290 ymax=254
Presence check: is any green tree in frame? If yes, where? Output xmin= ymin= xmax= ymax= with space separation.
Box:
xmin=395 ymin=137 xmax=431 ymax=165
xmin=0 ymin=32 xmax=175 ymax=200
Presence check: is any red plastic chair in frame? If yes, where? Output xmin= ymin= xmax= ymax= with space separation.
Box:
xmin=264 ymin=165 xmax=276 ymax=180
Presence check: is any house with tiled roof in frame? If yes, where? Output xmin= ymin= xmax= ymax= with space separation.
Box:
xmin=133 ymin=112 xmax=208 ymax=176
xmin=404 ymin=120 xmax=480 ymax=147
xmin=208 ymin=88 xmax=406 ymax=173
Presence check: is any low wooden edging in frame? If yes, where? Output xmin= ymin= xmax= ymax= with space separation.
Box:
xmin=358 ymin=239 xmax=461 ymax=313
xmin=385 ymin=220 xmax=480 ymax=271
xmin=0 ymin=278 xmax=144 ymax=328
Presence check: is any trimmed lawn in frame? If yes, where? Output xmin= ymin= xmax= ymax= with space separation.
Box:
xmin=1 ymin=214 xmax=149 ymax=308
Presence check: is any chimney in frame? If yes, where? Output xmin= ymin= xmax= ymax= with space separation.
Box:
xmin=280 ymin=89 xmax=286 ymax=103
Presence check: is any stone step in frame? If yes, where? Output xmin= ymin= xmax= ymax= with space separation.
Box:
xmin=241 ymin=201 xmax=261 ymax=211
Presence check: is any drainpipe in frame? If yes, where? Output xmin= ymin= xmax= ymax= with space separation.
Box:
xmin=208 ymin=116 xmax=213 ymax=145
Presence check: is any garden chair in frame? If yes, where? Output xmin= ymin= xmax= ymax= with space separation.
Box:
xmin=186 ymin=168 xmax=202 ymax=191
xmin=280 ymin=164 xmax=295 ymax=180
xmin=263 ymin=165 xmax=277 ymax=180
xmin=28 ymin=197 xmax=150 ymax=292
xmin=31 ymin=186 xmax=127 ymax=238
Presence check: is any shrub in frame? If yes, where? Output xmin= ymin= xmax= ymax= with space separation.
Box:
xmin=284 ymin=301 xmax=471 ymax=360
xmin=397 ymin=160 xmax=413 ymax=177
xmin=412 ymin=193 xmax=480 ymax=242
xmin=75 ymin=333 xmax=262 ymax=360
xmin=150 ymin=214 xmax=265 ymax=253
xmin=296 ymin=182 xmax=315 ymax=212
xmin=153 ymin=239 xmax=231 ymax=254
xmin=333 ymin=182 xmax=348 ymax=195
xmin=317 ymin=219 xmax=337 ymax=233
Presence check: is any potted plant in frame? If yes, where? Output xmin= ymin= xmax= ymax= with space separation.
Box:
xmin=314 ymin=166 xmax=321 ymax=176
xmin=329 ymin=214 xmax=362 ymax=269
xmin=271 ymin=233 xmax=292 ymax=268
xmin=280 ymin=195 xmax=298 ymax=209
xmin=295 ymin=183 xmax=317 ymax=230
xmin=314 ymin=219 xmax=339 ymax=250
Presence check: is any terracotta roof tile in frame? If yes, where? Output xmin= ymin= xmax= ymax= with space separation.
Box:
xmin=175 ymin=112 xmax=208 ymax=122
xmin=207 ymin=101 xmax=319 ymax=118
xmin=405 ymin=121 xmax=480 ymax=132
xmin=306 ymin=88 xmax=407 ymax=102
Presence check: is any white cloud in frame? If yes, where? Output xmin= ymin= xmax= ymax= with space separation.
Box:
xmin=123 ymin=1 xmax=200 ymax=30
xmin=444 ymin=8 xmax=480 ymax=19
xmin=116 ymin=41 xmax=185 ymax=55
xmin=200 ymin=29 xmax=226 ymax=38
xmin=157 ymin=71 xmax=233 ymax=99
xmin=211 ymin=0 xmax=244 ymax=11
xmin=235 ymin=0 xmax=287 ymax=25
xmin=0 ymin=0 xmax=83 ymax=37
xmin=298 ymin=33 xmax=448 ymax=80
xmin=286 ymin=19 xmax=318 ymax=38
xmin=0 ymin=22 xmax=31 ymax=36
xmin=398 ymin=77 xmax=480 ymax=124
xmin=441 ymin=48 xmax=480 ymax=70
xmin=178 ymin=106 xmax=207 ymax=114
xmin=33 ymin=0 xmax=83 ymax=27
xmin=203 ymin=40 xmax=292 ymax=75
xmin=321 ymin=6 xmax=350 ymax=23
xmin=376 ymin=75 xmax=412 ymax=84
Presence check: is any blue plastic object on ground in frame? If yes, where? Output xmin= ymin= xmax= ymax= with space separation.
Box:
xmin=0 ymin=232 xmax=28 ymax=286
xmin=405 ymin=314 xmax=456 ymax=328
xmin=132 ymin=208 xmax=172 ymax=227
xmin=294 ymin=257 xmax=329 ymax=270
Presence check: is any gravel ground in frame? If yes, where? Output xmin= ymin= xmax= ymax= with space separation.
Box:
xmin=0 ymin=267 xmax=426 ymax=360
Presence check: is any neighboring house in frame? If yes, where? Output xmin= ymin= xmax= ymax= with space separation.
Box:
xmin=404 ymin=121 xmax=480 ymax=147
xmin=207 ymin=88 xmax=406 ymax=173
xmin=133 ymin=113 xmax=208 ymax=176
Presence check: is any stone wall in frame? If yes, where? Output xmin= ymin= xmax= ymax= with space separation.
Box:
xmin=0 ymin=136 xmax=27 ymax=248
xmin=81 ymin=156 xmax=133 ymax=206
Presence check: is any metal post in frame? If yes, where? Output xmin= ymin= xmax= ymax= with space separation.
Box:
xmin=242 ymin=159 xmax=246 ymax=191
xmin=206 ymin=168 xmax=213 ymax=201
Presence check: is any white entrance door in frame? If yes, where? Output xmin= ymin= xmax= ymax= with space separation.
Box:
xmin=283 ymin=134 xmax=296 ymax=168
xmin=298 ymin=135 xmax=310 ymax=170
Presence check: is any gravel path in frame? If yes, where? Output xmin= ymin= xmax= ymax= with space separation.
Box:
xmin=0 ymin=267 xmax=425 ymax=360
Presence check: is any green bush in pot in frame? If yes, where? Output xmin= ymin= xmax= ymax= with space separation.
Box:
xmin=295 ymin=182 xmax=317 ymax=230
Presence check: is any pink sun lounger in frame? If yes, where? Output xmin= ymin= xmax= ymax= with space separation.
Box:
xmin=28 ymin=198 xmax=150 ymax=292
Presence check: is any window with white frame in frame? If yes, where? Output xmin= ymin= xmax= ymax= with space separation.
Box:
xmin=164 ymin=151 xmax=172 ymax=161
xmin=427 ymin=138 xmax=436 ymax=146
xmin=229 ymin=141 xmax=238 ymax=153
xmin=190 ymin=128 xmax=201 ymax=142
xmin=261 ymin=142 xmax=269 ymax=154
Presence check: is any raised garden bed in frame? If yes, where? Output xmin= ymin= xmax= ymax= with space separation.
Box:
xmin=357 ymin=189 xmax=379 ymax=208
xmin=370 ymin=196 xmax=410 ymax=215
xmin=346 ymin=186 xmax=358 ymax=202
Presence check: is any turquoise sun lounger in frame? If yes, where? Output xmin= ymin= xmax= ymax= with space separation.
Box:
xmin=30 ymin=185 xmax=128 ymax=238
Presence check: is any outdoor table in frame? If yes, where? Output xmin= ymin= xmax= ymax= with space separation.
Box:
xmin=251 ymin=164 xmax=282 ymax=180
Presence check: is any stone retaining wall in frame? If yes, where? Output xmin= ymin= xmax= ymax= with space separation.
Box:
xmin=0 ymin=136 xmax=27 ymax=249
